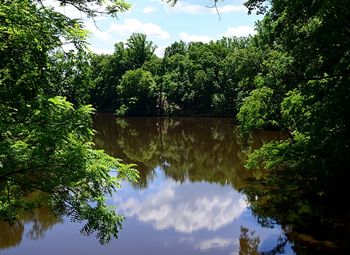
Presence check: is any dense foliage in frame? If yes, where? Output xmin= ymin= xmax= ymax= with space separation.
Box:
xmin=237 ymin=0 xmax=350 ymax=252
xmin=0 ymin=0 xmax=138 ymax=244
xmin=90 ymin=35 xmax=251 ymax=115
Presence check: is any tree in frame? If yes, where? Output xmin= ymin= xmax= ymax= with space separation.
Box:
xmin=90 ymin=33 xmax=156 ymax=112
xmin=90 ymin=43 xmax=130 ymax=112
xmin=126 ymin=33 xmax=157 ymax=70
xmin=0 ymin=0 xmax=138 ymax=244
xmin=51 ymin=0 xmax=131 ymax=17
xmin=238 ymin=0 xmax=350 ymax=175
xmin=164 ymin=40 xmax=187 ymax=58
xmin=235 ymin=1 xmax=350 ymax=252
xmin=116 ymin=69 xmax=157 ymax=115
xmin=89 ymin=53 xmax=115 ymax=111
xmin=48 ymin=50 xmax=93 ymax=105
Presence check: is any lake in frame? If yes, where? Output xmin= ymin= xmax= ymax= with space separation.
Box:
xmin=2 ymin=115 xmax=345 ymax=254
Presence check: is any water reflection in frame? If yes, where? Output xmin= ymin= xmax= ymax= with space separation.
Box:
xmin=93 ymin=115 xmax=282 ymax=190
xmin=239 ymin=227 xmax=260 ymax=255
xmin=94 ymin=115 xmax=293 ymax=254
xmin=196 ymin=237 xmax=238 ymax=251
xmin=1 ymin=115 xmax=293 ymax=255
xmin=0 ymin=207 xmax=60 ymax=250
xmin=242 ymin=168 xmax=350 ymax=255
xmin=94 ymin=115 xmax=350 ymax=254
xmin=0 ymin=222 xmax=23 ymax=249
xmin=114 ymin=169 xmax=247 ymax=233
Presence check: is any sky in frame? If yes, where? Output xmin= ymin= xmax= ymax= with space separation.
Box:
xmin=49 ymin=0 xmax=263 ymax=57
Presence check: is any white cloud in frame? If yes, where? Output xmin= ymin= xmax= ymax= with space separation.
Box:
xmin=179 ymin=32 xmax=213 ymax=43
xmin=165 ymin=2 xmax=245 ymax=14
xmin=223 ymin=26 xmax=256 ymax=37
xmin=218 ymin=5 xmax=247 ymax=13
xmin=142 ymin=7 xmax=157 ymax=13
xmin=42 ymin=0 xmax=84 ymax=19
xmin=108 ymin=19 xmax=170 ymax=39
xmin=84 ymin=22 xmax=112 ymax=41
xmin=93 ymin=16 xmax=108 ymax=21
xmin=88 ymin=46 xmax=113 ymax=55
xmin=169 ymin=2 xmax=207 ymax=14
xmin=155 ymin=46 xmax=166 ymax=57
xmin=115 ymin=180 xmax=247 ymax=233
xmin=61 ymin=43 xmax=76 ymax=53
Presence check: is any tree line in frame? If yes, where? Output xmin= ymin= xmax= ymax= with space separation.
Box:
xmin=90 ymin=34 xmax=252 ymax=116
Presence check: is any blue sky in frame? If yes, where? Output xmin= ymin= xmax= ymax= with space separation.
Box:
xmin=49 ymin=0 xmax=262 ymax=56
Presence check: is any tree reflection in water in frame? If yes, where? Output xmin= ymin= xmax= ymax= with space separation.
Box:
xmin=94 ymin=114 xmax=350 ymax=255
xmin=0 ymin=207 xmax=60 ymax=250
xmin=239 ymin=226 xmax=260 ymax=255
xmin=93 ymin=115 xmax=282 ymax=190
xmin=238 ymin=226 xmax=288 ymax=255
xmin=241 ymin=168 xmax=350 ymax=255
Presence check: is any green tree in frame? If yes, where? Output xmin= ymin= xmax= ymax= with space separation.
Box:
xmin=90 ymin=33 xmax=156 ymax=112
xmin=239 ymin=0 xmax=350 ymax=174
xmin=235 ymin=1 xmax=350 ymax=251
xmin=126 ymin=33 xmax=157 ymax=70
xmin=164 ymin=40 xmax=187 ymax=58
xmin=0 ymin=0 xmax=138 ymax=244
xmin=48 ymin=50 xmax=93 ymax=105
xmin=90 ymin=43 xmax=130 ymax=112
xmin=161 ymin=52 xmax=194 ymax=114
xmin=116 ymin=69 xmax=157 ymax=115
xmin=90 ymin=53 xmax=115 ymax=110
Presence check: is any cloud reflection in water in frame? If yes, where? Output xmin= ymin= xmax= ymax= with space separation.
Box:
xmin=196 ymin=237 xmax=238 ymax=251
xmin=114 ymin=168 xmax=247 ymax=233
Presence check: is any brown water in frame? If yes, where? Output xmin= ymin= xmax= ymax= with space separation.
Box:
xmin=0 ymin=115 xmax=295 ymax=255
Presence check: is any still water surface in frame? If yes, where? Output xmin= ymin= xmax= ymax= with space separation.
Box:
xmin=0 ymin=115 xmax=294 ymax=255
